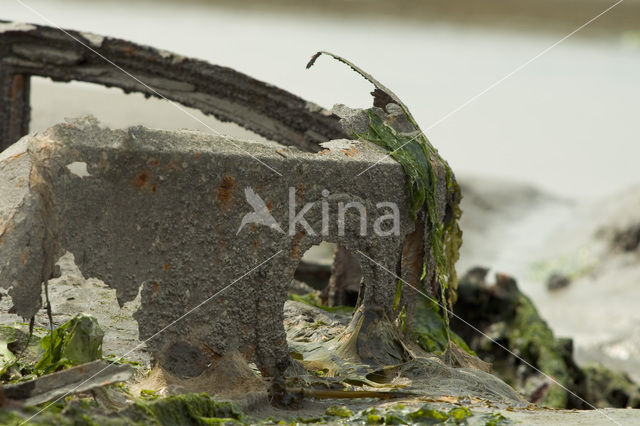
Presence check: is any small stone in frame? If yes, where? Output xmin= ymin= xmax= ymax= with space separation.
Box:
xmin=547 ymin=272 xmax=571 ymax=291
xmin=612 ymin=224 xmax=640 ymax=252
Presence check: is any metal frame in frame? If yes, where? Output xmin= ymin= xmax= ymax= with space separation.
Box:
xmin=0 ymin=20 xmax=345 ymax=152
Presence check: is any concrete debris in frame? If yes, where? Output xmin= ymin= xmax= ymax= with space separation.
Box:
xmin=0 ymin=116 xmax=452 ymax=378
xmin=0 ymin=22 xmax=457 ymax=381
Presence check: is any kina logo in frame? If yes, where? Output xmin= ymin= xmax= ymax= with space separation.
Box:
xmin=236 ymin=186 xmax=400 ymax=237
xmin=236 ymin=187 xmax=284 ymax=235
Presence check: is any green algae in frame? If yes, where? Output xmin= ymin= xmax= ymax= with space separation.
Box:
xmin=0 ymin=324 xmax=48 ymax=382
xmin=352 ymin=103 xmax=462 ymax=339
xmin=307 ymin=51 xmax=462 ymax=328
xmin=2 ymin=316 xmax=105 ymax=383
xmin=34 ymin=314 xmax=104 ymax=376
xmin=350 ymin=403 xmax=507 ymax=425
xmin=363 ymin=407 xmax=384 ymax=424
xmin=307 ymin=52 xmax=467 ymax=365
xmin=407 ymin=405 xmax=450 ymax=423
xmin=442 ymin=192 xmax=463 ymax=310
xmin=481 ymin=412 xmax=510 ymax=425
xmin=448 ymin=406 xmax=472 ymax=420
xmin=127 ymin=393 xmax=244 ymax=425
xmin=1 ymin=317 xmax=139 ymax=388
xmin=353 ymin=109 xmax=432 ymax=220
xmin=405 ymin=405 xmax=510 ymax=425
xmin=407 ymin=404 xmax=473 ymax=424
xmin=140 ymin=388 xmax=160 ymax=401
xmin=412 ymin=298 xmax=474 ymax=356
xmin=1 ymin=390 xmax=517 ymax=426
xmin=1 ymin=393 xmax=245 ymax=426
xmin=507 ymin=293 xmax=570 ymax=408
xmin=583 ymin=364 xmax=640 ymax=408
xmin=454 ymin=272 xmax=604 ymax=409
xmin=392 ymin=280 xmax=403 ymax=312
xmin=324 ymin=405 xmax=353 ymax=418
xmin=1 ymin=396 xmax=130 ymax=426
xmin=0 ymin=325 xmax=17 ymax=376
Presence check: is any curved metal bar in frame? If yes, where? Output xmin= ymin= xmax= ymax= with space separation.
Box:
xmin=0 ymin=20 xmax=346 ymax=152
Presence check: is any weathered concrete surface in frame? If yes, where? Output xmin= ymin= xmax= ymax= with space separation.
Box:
xmin=0 ymin=116 xmax=455 ymax=377
xmin=0 ymin=136 xmax=59 ymax=319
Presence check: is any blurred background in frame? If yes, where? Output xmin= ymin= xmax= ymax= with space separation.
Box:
xmin=4 ymin=0 xmax=640 ymax=385
xmin=4 ymin=0 xmax=640 ymax=198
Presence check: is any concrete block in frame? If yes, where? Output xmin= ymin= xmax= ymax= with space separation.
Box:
xmin=1 ymin=116 xmax=455 ymax=377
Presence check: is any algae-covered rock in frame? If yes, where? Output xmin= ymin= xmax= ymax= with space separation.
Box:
xmin=583 ymin=364 xmax=640 ymax=408
xmin=1 ymin=392 xmax=245 ymax=425
xmin=126 ymin=393 xmax=244 ymax=425
xmin=451 ymin=268 xmax=575 ymax=407
xmin=451 ymin=267 xmax=640 ymax=409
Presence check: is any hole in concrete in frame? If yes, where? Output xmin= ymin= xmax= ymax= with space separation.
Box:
xmin=65 ymin=161 xmax=90 ymax=178
xmin=293 ymin=242 xmax=363 ymax=308
xmin=294 ymin=242 xmax=334 ymax=291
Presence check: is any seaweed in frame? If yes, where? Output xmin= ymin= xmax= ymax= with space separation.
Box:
xmin=0 ymin=326 xmax=17 ymax=377
xmin=352 ymin=110 xmax=462 ymax=324
xmin=349 ymin=403 xmax=508 ymax=425
xmin=324 ymin=405 xmax=353 ymax=418
xmin=34 ymin=314 xmax=104 ymax=376
xmin=126 ymin=393 xmax=244 ymax=425
xmin=507 ymin=293 xmax=570 ymax=407
xmin=307 ymin=51 xmax=464 ymax=354
xmin=412 ymin=299 xmax=474 ymax=356
xmin=1 ymin=393 xmax=245 ymax=425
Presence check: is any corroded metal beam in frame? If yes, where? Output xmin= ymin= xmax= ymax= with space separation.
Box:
xmin=0 ymin=21 xmax=345 ymax=152
xmin=0 ymin=70 xmax=30 ymax=148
